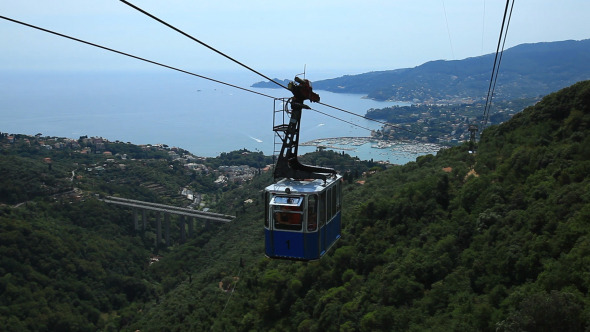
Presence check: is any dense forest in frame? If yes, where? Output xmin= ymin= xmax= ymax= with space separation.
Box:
xmin=2 ymin=80 xmax=590 ymax=331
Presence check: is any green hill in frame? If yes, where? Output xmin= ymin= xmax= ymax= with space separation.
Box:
xmin=313 ymin=39 xmax=590 ymax=104
xmin=125 ymin=81 xmax=590 ymax=331
xmin=2 ymin=80 xmax=590 ymax=331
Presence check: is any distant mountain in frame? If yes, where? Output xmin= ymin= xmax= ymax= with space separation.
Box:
xmin=257 ymin=39 xmax=590 ymax=104
xmin=251 ymin=78 xmax=291 ymax=88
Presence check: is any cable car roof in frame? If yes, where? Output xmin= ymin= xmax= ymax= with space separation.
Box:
xmin=265 ymin=175 xmax=341 ymax=194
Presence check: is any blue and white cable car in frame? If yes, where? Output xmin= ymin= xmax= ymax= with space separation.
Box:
xmin=264 ymin=175 xmax=342 ymax=260
xmin=265 ymin=77 xmax=342 ymax=260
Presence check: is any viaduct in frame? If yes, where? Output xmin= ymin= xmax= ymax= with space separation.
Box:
xmin=101 ymin=196 xmax=234 ymax=247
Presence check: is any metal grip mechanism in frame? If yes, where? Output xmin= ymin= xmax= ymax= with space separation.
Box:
xmin=273 ymin=77 xmax=336 ymax=181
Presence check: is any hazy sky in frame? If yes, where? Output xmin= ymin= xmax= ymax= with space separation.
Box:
xmin=1 ymin=1 xmax=589 ymax=78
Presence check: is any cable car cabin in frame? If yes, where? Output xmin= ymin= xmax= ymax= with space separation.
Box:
xmin=264 ymin=175 xmax=342 ymax=261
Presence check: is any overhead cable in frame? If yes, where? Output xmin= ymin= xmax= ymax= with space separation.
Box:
xmin=119 ymin=1 xmax=419 ymax=135
xmin=2 ymin=14 xmax=430 ymax=140
xmin=481 ymin=0 xmax=486 ymax=54
xmin=441 ymin=0 xmax=455 ymax=60
xmin=317 ymin=102 xmax=424 ymax=136
xmin=120 ymin=0 xmax=290 ymax=91
xmin=309 ymin=108 xmax=373 ymax=132
xmin=481 ymin=0 xmax=514 ymax=129
xmin=484 ymin=0 xmax=514 ymax=127
xmin=0 ymin=15 xmax=277 ymax=100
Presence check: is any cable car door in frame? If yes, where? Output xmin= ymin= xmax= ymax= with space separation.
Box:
xmin=267 ymin=195 xmax=305 ymax=259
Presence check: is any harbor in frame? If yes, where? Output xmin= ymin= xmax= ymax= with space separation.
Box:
xmin=300 ymin=137 xmax=445 ymax=164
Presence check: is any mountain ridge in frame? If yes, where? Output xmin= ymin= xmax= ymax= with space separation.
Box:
xmin=315 ymin=39 xmax=590 ymax=103
xmin=253 ymin=39 xmax=590 ymax=104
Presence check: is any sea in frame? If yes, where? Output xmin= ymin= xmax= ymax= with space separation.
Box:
xmin=0 ymin=70 xmax=441 ymax=164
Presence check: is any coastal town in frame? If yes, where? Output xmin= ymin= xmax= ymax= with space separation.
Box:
xmin=0 ymin=133 xmax=266 ymax=208
xmin=363 ymin=97 xmax=540 ymax=144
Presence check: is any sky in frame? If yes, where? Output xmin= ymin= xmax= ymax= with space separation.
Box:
xmin=1 ymin=1 xmax=590 ymax=79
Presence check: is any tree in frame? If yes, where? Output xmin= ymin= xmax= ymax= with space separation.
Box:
xmin=497 ymin=291 xmax=586 ymax=332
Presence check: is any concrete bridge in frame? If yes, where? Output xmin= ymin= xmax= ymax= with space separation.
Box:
xmin=101 ymin=196 xmax=234 ymax=247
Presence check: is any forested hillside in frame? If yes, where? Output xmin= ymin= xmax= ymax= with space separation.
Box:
xmin=0 ymin=137 xmax=373 ymax=330
xmin=2 ymin=80 xmax=590 ymax=331
xmin=127 ymin=81 xmax=590 ymax=331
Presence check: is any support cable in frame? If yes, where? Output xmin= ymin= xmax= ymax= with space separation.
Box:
xmin=1 ymin=14 xmax=433 ymax=140
xmin=483 ymin=0 xmax=514 ymax=127
xmin=317 ymin=102 xmax=424 ymax=136
xmin=481 ymin=1 xmax=508 ymax=126
xmin=481 ymin=0 xmax=514 ymax=129
xmin=441 ymin=0 xmax=455 ymax=60
xmin=120 ymin=0 xmax=289 ymax=91
xmin=119 ymin=1 xmax=429 ymax=137
xmin=481 ymin=0 xmax=486 ymax=54
xmin=0 ymin=15 xmax=277 ymax=100
xmin=222 ymin=269 xmax=241 ymax=313
xmin=309 ymin=108 xmax=373 ymax=132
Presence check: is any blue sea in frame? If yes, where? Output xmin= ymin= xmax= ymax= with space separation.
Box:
xmin=1 ymin=70 xmax=440 ymax=163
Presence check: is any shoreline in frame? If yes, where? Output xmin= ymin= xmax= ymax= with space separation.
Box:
xmin=300 ymin=137 xmax=445 ymax=164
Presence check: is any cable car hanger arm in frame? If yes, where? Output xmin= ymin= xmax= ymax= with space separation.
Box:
xmin=274 ymin=77 xmax=337 ymax=181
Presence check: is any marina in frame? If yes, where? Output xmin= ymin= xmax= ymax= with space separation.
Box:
xmin=300 ymin=137 xmax=445 ymax=164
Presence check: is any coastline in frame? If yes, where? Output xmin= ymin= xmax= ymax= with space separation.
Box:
xmin=300 ymin=137 xmax=444 ymax=164
xmin=1 ymin=70 xmax=420 ymax=161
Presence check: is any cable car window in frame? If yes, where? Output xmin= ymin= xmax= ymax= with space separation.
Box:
xmin=307 ymin=195 xmax=318 ymax=232
xmin=336 ymin=181 xmax=342 ymax=211
xmin=271 ymin=196 xmax=303 ymax=231
xmin=319 ymin=191 xmax=326 ymax=227
xmin=331 ymin=185 xmax=337 ymax=216
xmin=264 ymin=192 xmax=270 ymax=228
xmin=273 ymin=205 xmax=302 ymax=231
xmin=271 ymin=196 xmax=303 ymax=206
xmin=327 ymin=187 xmax=333 ymax=221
